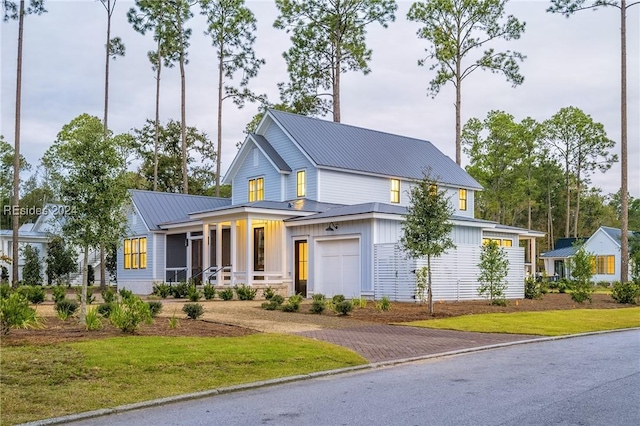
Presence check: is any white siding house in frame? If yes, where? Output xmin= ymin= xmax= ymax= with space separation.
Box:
xmin=118 ymin=109 xmax=544 ymax=299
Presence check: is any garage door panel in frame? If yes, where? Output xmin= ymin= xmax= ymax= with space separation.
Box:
xmin=316 ymin=239 xmax=360 ymax=297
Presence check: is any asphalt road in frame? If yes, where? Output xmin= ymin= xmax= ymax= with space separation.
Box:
xmin=68 ymin=330 xmax=640 ymax=426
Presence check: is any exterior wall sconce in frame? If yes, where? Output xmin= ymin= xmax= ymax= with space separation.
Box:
xmin=325 ymin=222 xmax=339 ymax=232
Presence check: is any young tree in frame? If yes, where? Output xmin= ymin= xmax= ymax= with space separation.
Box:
xmin=3 ymin=0 xmax=46 ymax=285
xmin=21 ymin=244 xmax=41 ymax=285
xmin=407 ymin=0 xmax=526 ymax=166
xmin=477 ymin=241 xmax=509 ymax=305
xmin=42 ymin=114 xmax=129 ymax=322
xmin=548 ymin=0 xmax=639 ymax=285
xmin=568 ymin=241 xmax=595 ymax=303
xmin=400 ymin=172 xmax=455 ymax=314
xmin=128 ymin=0 xmax=180 ymax=192
xmin=199 ymin=0 xmax=265 ymax=196
xmin=543 ymin=106 xmax=617 ymax=238
xmin=45 ymin=235 xmax=77 ymax=286
xmin=274 ymin=0 xmax=397 ymax=122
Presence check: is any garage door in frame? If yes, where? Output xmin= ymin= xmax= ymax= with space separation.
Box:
xmin=315 ymin=238 xmax=360 ymax=297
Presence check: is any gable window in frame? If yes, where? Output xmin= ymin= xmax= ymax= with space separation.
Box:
xmin=390 ymin=179 xmax=400 ymax=204
xmin=123 ymin=237 xmax=147 ymax=270
xmin=459 ymin=189 xmax=467 ymax=211
xmin=248 ymin=177 xmax=264 ymax=202
xmin=297 ymin=170 xmax=306 ymax=197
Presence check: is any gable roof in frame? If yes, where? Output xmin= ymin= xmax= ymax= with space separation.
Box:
xmin=130 ymin=190 xmax=231 ymax=230
xmin=250 ymin=134 xmax=291 ymax=173
xmin=540 ymin=245 xmax=579 ymax=259
xmin=268 ymin=109 xmax=482 ymax=190
xmin=599 ymin=226 xmax=636 ymax=245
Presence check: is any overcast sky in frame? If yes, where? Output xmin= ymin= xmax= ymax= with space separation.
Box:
xmin=1 ymin=0 xmax=639 ymax=198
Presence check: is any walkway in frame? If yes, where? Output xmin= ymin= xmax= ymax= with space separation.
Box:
xmin=296 ymin=325 xmax=535 ymax=363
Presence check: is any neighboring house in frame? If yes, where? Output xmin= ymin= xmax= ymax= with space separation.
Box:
xmin=541 ymin=226 xmax=634 ymax=282
xmin=117 ymin=109 xmax=544 ymax=300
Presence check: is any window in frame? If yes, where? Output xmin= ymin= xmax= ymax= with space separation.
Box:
xmin=254 ymin=227 xmax=265 ymax=272
xmin=390 ymin=179 xmax=400 ymax=203
xmin=123 ymin=237 xmax=147 ymax=270
xmin=459 ymin=189 xmax=467 ymax=211
xmin=502 ymin=239 xmax=513 ymax=247
xmin=248 ymin=177 xmax=264 ymax=202
xmin=482 ymin=238 xmax=512 ymax=247
xmin=297 ymin=170 xmax=306 ymax=197
xmin=596 ymin=255 xmax=615 ymax=275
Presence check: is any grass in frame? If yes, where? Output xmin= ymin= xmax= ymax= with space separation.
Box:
xmin=0 ymin=334 xmax=366 ymax=425
xmin=402 ymin=307 xmax=640 ymax=336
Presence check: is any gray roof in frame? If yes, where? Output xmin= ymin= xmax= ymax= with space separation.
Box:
xmin=285 ymin=202 xmax=407 ymax=222
xmin=601 ymin=226 xmax=636 ymax=244
xmin=540 ymin=246 xmax=578 ymax=259
xmin=131 ymin=190 xmax=231 ymax=230
xmin=250 ymin=134 xmax=291 ymax=173
xmin=269 ymin=109 xmax=482 ymax=190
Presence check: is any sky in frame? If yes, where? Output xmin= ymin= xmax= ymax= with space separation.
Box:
xmin=1 ymin=0 xmax=639 ymax=198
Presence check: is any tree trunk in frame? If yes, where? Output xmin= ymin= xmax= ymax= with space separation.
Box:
xmin=80 ymin=247 xmax=88 ymax=323
xmin=427 ymin=254 xmax=433 ymax=315
xmin=333 ymin=44 xmax=341 ymax=123
xmin=179 ymin=13 xmax=188 ymax=194
xmin=154 ymin=38 xmax=162 ymax=192
xmin=100 ymin=1 xmax=112 ymax=289
xmin=455 ymin=58 xmax=462 ymax=166
xmin=547 ymin=184 xmax=554 ymax=250
xmin=573 ymin=175 xmax=581 ymax=238
xmin=620 ymin=0 xmax=629 ymax=283
xmin=11 ymin=0 xmax=25 ymax=287
xmin=565 ymin=170 xmax=571 ymax=238
xmin=215 ymin=43 xmax=224 ymax=197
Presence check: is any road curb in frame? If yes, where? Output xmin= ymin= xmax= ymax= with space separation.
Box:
xmin=18 ymin=327 xmax=639 ymax=426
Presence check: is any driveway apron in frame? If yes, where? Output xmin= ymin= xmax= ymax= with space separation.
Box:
xmin=295 ymin=325 xmax=535 ymax=363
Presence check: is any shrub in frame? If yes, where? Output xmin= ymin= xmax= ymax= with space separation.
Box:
xmin=203 ymin=284 xmax=216 ymax=300
xmin=55 ymin=298 xmax=79 ymax=321
xmin=118 ymin=288 xmax=134 ymax=301
xmin=152 ymin=282 xmax=171 ymax=299
xmin=280 ymin=294 xmax=303 ymax=313
xmin=263 ymin=286 xmax=275 ymax=300
xmin=187 ymin=285 xmax=202 ymax=302
xmin=218 ymin=287 xmax=234 ymax=301
xmin=110 ymin=296 xmax=153 ymax=333
xmin=147 ymin=301 xmax=163 ymax=318
xmin=611 ymin=281 xmax=640 ymax=304
xmin=171 ymin=282 xmax=189 ymax=299
xmin=182 ymin=303 xmax=204 ymax=320
xmin=0 ymin=283 xmax=11 ymax=299
xmin=76 ymin=286 xmax=96 ymax=304
xmin=1 ymin=292 xmax=40 ymax=335
xmin=17 ymin=285 xmax=46 ymax=304
xmin=352 ymin=296 xmax=367 ymax=308
xmin=261 ymin=294 xmax=285 ymax=310
xmin=310 ymin=293 xmax=326 ymax=314
xmin=333 ymin=300 xmax=353 ymax=316
xmin=557 ymin=278 xmax=572 ymax=293
xmin=84 ymin=307 xmax=103 ymax=331
xmin=524 ymin=277 xmax=543 ymax=300
xmin=234 ymin=284 xmax=257 ymax=300
xmin=101 ymin=286 xmax=117 ymax=303
xmin=97 ymin=302 xmax=114 ymax=317
xmin=21 ymin=244 xmax=42 ymax=285
xmin=332 ymin=294 xmax=346 ymax=304
xmin=52 ymin=285 xmax=67 ymax=303
xmin=375 ymin=296 xmax=392 ymax=312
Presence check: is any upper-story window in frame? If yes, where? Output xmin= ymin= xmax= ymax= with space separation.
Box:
xmin=390 ymin=179 xmax=400 ymax=204
xmin=248 ymin=177 xmax=264 ymax=202
xmin=297 ymin=170 xmax=306 ymax=197
xmin=459 ymin=189 xmax=467 ymax=211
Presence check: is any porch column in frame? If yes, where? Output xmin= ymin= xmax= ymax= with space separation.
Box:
xmin=281 ymin=222 xmax=287 ymax=281
xmin=230 ymin=220 xmax=236 ymax=286
xmin=246 ymin=216 xmax=253 ymax=286
xmin=216 ymin=222 xmax=223 ymax=282
xmin=530 ymin=237 xmax=537 ymax=276
xmin=202 ymin=223 xmax=210 ymax=282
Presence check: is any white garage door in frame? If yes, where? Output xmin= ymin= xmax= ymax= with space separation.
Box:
xmin=315 ymin=238 xmax=360 ymax=297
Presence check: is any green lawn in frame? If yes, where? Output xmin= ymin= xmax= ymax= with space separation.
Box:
xmin=402 ymin=307 xmax=640 ymax=336
xmin=0 ymin=334 xmax=366 ymax=425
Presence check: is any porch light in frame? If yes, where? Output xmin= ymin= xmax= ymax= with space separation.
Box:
xmin=325 ymin=222 xmax=339 ymax=232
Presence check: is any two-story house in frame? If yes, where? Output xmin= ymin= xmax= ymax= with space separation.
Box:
xmin=118 ymin=109 xmax=544 ymax=300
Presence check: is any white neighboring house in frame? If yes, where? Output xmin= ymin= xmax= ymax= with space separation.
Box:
xmin=540 ymin=226 xmax=634 ymax=283
xmin=0 ymin=204 xmax=103 ymax=284
xmin=117 ymin=110 xmax=545 ymax=299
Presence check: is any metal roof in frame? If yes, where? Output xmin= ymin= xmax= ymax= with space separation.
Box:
xmin=540 ymin=246 xmax=578 ymax=258
xmin=601 ymin=226 xmax=636 ymax=244
xmin=131 ymin=190 xmax=232 ymax=230
xmin=268 ymin=109 xmax=482 ymax=190
xmin=285 ymin=202 xmax=407 ymax=222
xmin=250 ymin=134 xmax=291 ymax=173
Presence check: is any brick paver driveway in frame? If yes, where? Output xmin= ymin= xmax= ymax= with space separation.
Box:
xmin=296 ymin=325 xmax=535 ymax=363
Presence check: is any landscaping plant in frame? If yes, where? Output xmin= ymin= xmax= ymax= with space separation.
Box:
xmin=234 ymin=284 xmax=257 ymax=300
xmin=55 ymin=298 xmax=79 ymax=321
xmin=0 ymin=292 xmax=40 ymax=335
xmin=263 ymin=286 xmax=275 ymax=300
xmin=611 ymin=281 xmax=640 ymax=305
xmin=84 ymin=307 xmax=103 ymax=331
xmin=352 ymin=296 xmax=367 ymax=308
xmin=332 ymin=295 xmax=353 ymax=316
xmin=152 ymin=282 xmax=171 ymax=298
xmin=182 ymin=303 xmax=205 ymax=320
xmin=52 ymin=285 xmax=67 ymax=303
xmin=568 ymin=243 xmax=595 ymax=303
xmin=280 ymin=294 xmax=303 ymax=312
xmin=310 ymin=293 xmax=326 ymax=314
xmin=261 ymin=294 xmax=284 ymax=310
xmin=477 ymin=241 xmax=509 ymax=306
xmin=101 ymin=286 xmax=117 ymax=303
xmin=170 ymin=282 xmax=189 ymax=299
xmin=17 ymin=285 xmax=46 ymax=304
xmin=376 ymin=296 xmax=392 ymax=312
xmin=147 ymin=301 xmax=163 ymax=317
xmin=187 ymin=285 xmax=202 ymax=302
xmin=524 ymin=277 xmax=543 ymax=300
xmin=77 ymin=286 xmax=96 ymax=305
xmin=218 ymin=287 xmax=234 ymax=301
xmin=168 ymin=310 xmax=180 ymax=329
xmin=203 ymin=284 xmax=216 ymax=300
xmin=119 ymin=288 xmax=134 ymax=301
xmin=97 ymin=302 xmax=114 ymax=318
xmin=110 ymin=296 xmax=153 ymax=333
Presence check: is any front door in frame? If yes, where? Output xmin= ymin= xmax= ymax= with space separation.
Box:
xmin=295 ymin=240 xmax=308 ymax=296
xmin=191 ymin=239 xmax=203 ymax=284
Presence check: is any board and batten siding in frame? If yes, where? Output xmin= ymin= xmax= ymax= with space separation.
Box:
xmin=288 ymin=219 xmax=374 ymax=295
xmin=232 ymin=147 xmax=282 ymax=202
xmin=263 ymin=120 xmax=318 ymax=201
xmin=584 ymin=229 xmax=623 ymax=282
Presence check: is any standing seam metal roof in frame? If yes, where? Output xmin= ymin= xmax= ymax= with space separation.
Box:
xmin=250 ymin=134 xmax=291 ymax=173
xmin=268 ymin=109 xmax=482 ymax=190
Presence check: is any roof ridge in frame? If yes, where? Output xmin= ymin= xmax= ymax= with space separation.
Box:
xmin=130 ymin=189 xmax=229 ymax=201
